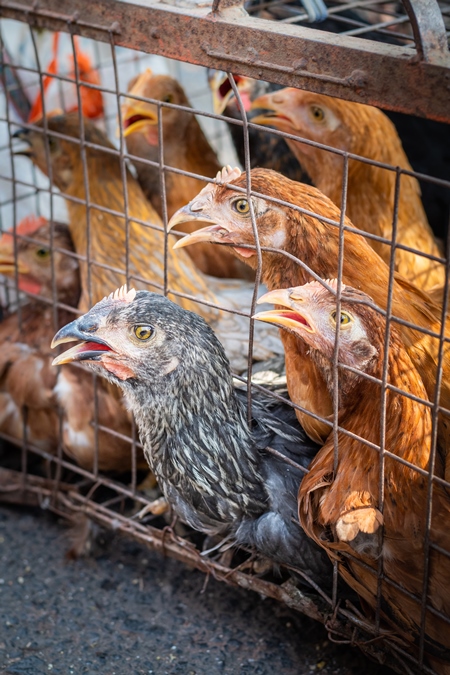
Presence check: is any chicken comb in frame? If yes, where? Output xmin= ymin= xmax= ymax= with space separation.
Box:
xmin=216 ymin=165 xmax=241 ymax=185
xmin=17 ymin=215 xmax=48 ymax=237
xmin=1 ymin=215 xmax=48 ymax=245
xmin=193 ymin=165 xmax=242 ymax=203
xmin=304 ymin=278 xmax=347 ymax=294
xmin=106 ymin=285 xmax=137 ymax=303
xmin=323 ymin=278 xmax=347 ymax=294
xmin=290 ymin=278 xmax=346 ymax=300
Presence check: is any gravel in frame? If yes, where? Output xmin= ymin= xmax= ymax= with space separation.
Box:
xmin=0 ymin=505 xmax=392 ymax=675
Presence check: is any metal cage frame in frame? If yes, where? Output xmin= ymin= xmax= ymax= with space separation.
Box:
xmin=0 ymin=1 xmax=449 ymax=673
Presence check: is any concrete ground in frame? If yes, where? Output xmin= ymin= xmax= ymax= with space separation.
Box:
xmin=0 ymin=505 xmax=392 ymax=675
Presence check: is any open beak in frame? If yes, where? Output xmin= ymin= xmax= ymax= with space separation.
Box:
xmin=0 ymin=253 xmax=29 ymax=276
xmin=209 ymin=71 xmax=253 ymax=115
xmin=51 ymin=320 xmax=113 ymax=366
xmin=253 ymin=288 xmax=315 ymax=333
xmin=167 ymin=205 xmax=225 ymax=249
xmin=210 ymin=71 xmax=237 ymax=115
xmin=121 ymin=104 xmax=158 ymax=138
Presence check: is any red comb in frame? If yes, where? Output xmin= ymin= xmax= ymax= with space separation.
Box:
xmin=16 ymin=215 xmax=47 ymax=237
xmin=1 ymin=215 xmax=48 ymax=247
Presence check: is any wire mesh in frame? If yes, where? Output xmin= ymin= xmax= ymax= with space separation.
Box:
xmin=247 ymin=0 xmax=450 ymax=47
xmin=0 ymin=2 xmax=449 ymax=673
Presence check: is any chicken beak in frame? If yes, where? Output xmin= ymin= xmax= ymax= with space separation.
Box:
xmin=0 ymin=253 xmax=29 ymax=276
xmin=250 ymin=112 xmax=278 ymax=127
xmin=121 ymin=105 xmax=158 ymax=138
xmin=210 ymin=71 xmax=235 ymax=115
xmin=167 ymin=205 xmax=222 ymax=249
xmin=250 ymin=94 xmax=293 ymax=128
xmin=253 ymin=288 xmax=315 ymax=333
xmin=12 ymin=128 xmax=33 ymax=156
xmin=51 ymin=321 xmax=113 ymax=366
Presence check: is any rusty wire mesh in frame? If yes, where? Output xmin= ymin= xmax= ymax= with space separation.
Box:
xmin=0 ymin=1 xmax=449 ymax=673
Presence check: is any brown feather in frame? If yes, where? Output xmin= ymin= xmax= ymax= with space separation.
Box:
xmin=22 ymin=115 xmax=283 ymax=371
xmin=122 ymin=71 xmax=252 ymax=279
xmin=251 ymin=90 xmax=444 ymax=291
xmin=292 ymin=287 xmax=450 ymax=663
xmin=0 ymin=219 xmax=146 ymax=472
xmin=173 ymin=169 xmax=450 ymax=474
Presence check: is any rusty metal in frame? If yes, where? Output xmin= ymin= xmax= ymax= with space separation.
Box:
xmin=403 ymin=0 xmax=448 ymax=62
xmin=0 ymin=0 xmax=448 ymax=121
xmin=0 ymin=3 xmax=449 ymax=674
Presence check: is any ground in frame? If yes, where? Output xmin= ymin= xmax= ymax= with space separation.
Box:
xmin=0 ymin=505 xmax=392 ymax=675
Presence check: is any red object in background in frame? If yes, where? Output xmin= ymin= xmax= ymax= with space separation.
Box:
xmin=28 ymin=34 xmax=104 ymax=123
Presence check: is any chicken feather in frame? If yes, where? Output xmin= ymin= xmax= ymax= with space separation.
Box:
xmin=168 ymin=168 xmax=450 ymax=475
xmin=0 ymin=216 xmax=145 ymax=471
xmin=251 ymin=90 xmax=445 ymax=291
xmin=14 ymin=114 xmax=283 ymax=372
xmin=51 ymin=289 xmax=331 ymax=587
xmin=255 ymin=280 xmax=450 ymax=669
xmin=121 ymin=70 xmax=252 ymax=280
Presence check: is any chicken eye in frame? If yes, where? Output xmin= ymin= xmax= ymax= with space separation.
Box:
xmin=163 ymin=94 xmax=173 ymax=103
xmin=310 ymin=106 xmax=325 ymax=122
xmin=134 ymin=325 xmax=154 ymax=341
xmin=331 ymin=311 xmax=352 ymax=325
xmin=233 ymin=199 xmax=250 ymax=215
xmin=35 ymin=247 xmax=50 ymax=260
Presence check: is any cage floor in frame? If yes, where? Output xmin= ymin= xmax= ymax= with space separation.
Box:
xmin=0 ymin=503 xmax=389 ymax=675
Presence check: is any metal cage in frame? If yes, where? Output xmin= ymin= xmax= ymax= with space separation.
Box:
xmin=0 ymin=1 xmax=449 ymax=673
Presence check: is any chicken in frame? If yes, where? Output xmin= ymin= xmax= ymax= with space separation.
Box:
xmin=208 ymin=71 xmax=309 ymax=185
xmin=167 ymin=167 xmax=450 ymax=464
xmin=250 ymin=90 xmax=445 ymax=291
xmin=0 ymin=215 xmax=143 ymax=472
xmin=14 ymin=116 xmax=283 ymax=372
xmin=0 ymin=215 xmax=79 ymax=451
xmin=121 ymin=70 xmax=250 ymax=280
xmin=29 ymin=33 xmax=104 ymax=123
xmin=254 ymin=280 xmax=450 ymax=669
xmin=51 ymin=285 xmax=331 ymax=586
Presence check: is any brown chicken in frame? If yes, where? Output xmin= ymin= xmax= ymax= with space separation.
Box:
xmin=167 ymin=167 xmax=450 ymax=470
xmin=14 ymin=115 xmax=282 ymax=372
xmin=254 ymin=280 xmax=450 ymax=671
xmin=121 ymin=69 xmax=251 ymax=279
xmin=251 ymin=90 xmax=445 ymax=291
xmin=0 ymin=215 xmax=143 ymax=472
xmin=0 ymin=216 xmax=78 ymax=452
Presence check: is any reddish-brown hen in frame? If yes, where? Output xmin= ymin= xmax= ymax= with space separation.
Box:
xmin=255 ymin=280 xmax=450 ymax=670
xmin=0 ymin=216 xmax=144 ymax=472
xmin=14 ymin=116 xmax=282 ymax=372
xmin=0 ymin=216 xmax=79 ymax=452
xmin=168 ymin=168 xmax=450 ymax=468
xmin=121 ymin=70 xmax=251 ymax=279
xmin=251 ymin=90 xmax=444 ymax=291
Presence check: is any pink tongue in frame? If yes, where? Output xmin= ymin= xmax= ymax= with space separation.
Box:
xmin=81 ymin=342 xmax=111 ymax=353
xmin=18 ymin=278 xmax=42 ymax=295
xmin=234 ymin=247 xmax=255 ymax=258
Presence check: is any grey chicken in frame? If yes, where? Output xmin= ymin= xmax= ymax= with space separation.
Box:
xmin=52 ymin=286 xmax=331 ymax=585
